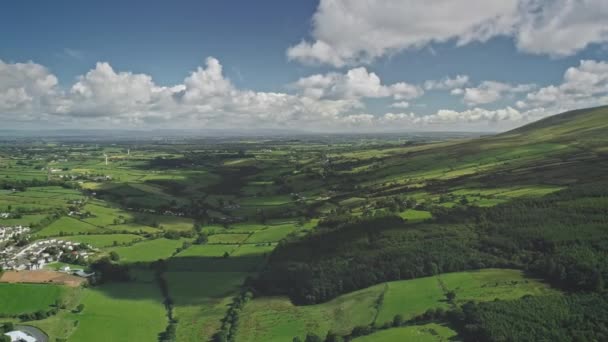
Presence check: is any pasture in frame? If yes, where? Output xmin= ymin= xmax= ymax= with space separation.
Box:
xmin=167 ymin=271 xmax=250 ymax=342
xmin=237 ymin=269 xmax=555 ymax=341
xmin=35 ymin=216 xmax=101 ymax=237
xmin=65 ymin=283 xmax=167 ymax=342
xmin=352 ymin=323 xmax=458 ymax=342
xmin=108 ymin=238 xmax=189 ymax=263
xmin=0 ymin=283 xmax=70 ymax=316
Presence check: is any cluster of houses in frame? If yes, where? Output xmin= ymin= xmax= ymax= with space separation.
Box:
xmin=0 ymin=225 xmax=30 ymax=243
xmin=0 ymin=238 xmax=90 ymax=272
xmin=0 ymin=212 xmax=12 ymax=219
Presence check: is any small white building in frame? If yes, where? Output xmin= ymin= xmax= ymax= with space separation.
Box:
xmin=5 ymin=330 xmax=37 ymax=342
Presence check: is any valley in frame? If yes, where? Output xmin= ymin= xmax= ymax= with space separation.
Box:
xmin=0 ymin=106 xmax=607 ymax=341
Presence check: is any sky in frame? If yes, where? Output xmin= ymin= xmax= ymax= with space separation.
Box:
xmin=1 ymin=0 xmax=607 ymax=132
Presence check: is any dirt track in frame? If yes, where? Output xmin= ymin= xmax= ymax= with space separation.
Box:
xmin=0 ymin=270 xmax=86 ymax=287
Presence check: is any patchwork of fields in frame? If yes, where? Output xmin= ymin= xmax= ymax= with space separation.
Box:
xmin=237 ymin=269 xmax=555 ymax=341
xmin=1 ymin=106 xmax=606 ymax=341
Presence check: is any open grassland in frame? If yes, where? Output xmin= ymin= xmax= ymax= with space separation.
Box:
xmin=375 ymin=276 xmax=448 ymax=324
xmin=106 ymin=223 xmax=159 ymax=233
xmin=0 ymin=283 xmax=69 ymax=316
xmin=132 ymin=213 xmax=194 ymax=231
xmin=66 ymin=283 xmax=166 ymax=342
xmin=231 ymin=243 xmax=275 ymax=257
xmin=0 ymin=213 xmax=47 ymax=227
xmin=35 ymin=216 xmax=101 ymax=237
xmin=167 ymin=271 xmax=249 ymax=342
xmin=238 ymin=269 xmax=555 ymax=341
xmin=175 ymin=244 xmax=239 ymax=258
xmin=352 ymin=323 xmax=458 ymax=342
xmin=81 ymin=202 xmax=133 ymax=227
xmin=108 ymin=238 xmax=189 ymax=263
xmin=399 ymin=209 xmax=432 ymax=222
xmin=236 ymin=285 xmax=382 ymax=342
xmin=0 ymin=187 xmax=83 ymax=213
xmin=440 ymin=269 xmax=555 ymax=304
xmin=246 ymin=224 xmax=299 ymax=243
xmin=208 ymin=233 xmax=251 ymax=244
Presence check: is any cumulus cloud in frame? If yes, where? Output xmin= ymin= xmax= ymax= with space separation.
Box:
xmin=293 ymin=67 xmax=423 ymax=100
xmin=525 ymin=60 xmax=608 ymax=109
xmin=0 ymin=57 xmax=365 ymax=129
xmin=0 ymin=60 xmax=59 ymax=115
xmin=288 ymin=0 xmax=608 ymax=66
xmin=1 ymin=56 xmax=605 ymax=131
xmin=459 ymin=81 xmax=536 ymax=106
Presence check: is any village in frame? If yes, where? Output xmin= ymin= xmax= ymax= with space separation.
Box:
xmin=0 ymin=225 xmax=92 ymax=275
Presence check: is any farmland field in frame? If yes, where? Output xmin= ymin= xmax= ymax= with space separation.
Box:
xmin=0 ymin=105 xmax=607 ymax=341
xmin=237 ymin=269 xmax=554 ymax=341
xmin=35 ymin=216 xmax=101 ymax=237
xmin=0 ymin=283 xmax=70 ymax=316
xmin=108 ymin=238 xmax=189 ymax=263
xmin=352 ymin=323 xmax=458 ymax=342
xmin=65 ymin=283 xmax=166 ymax=342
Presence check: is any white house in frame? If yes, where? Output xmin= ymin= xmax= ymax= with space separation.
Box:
xmin=5 ymin=330 xmax=37 ymax=342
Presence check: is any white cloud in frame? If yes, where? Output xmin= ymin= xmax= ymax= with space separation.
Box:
xmin=68 ymin=62 xmax=177 ymax=121
xmin=288 ymin=0 xmax=608 ymax=66
xmin=0 ymin=56 xmax=605 ymax=132
xmin=0 ymin=57 xmax=366 ymax=129
xmin=424 ymin=75 xmax=469 ymax=90
xmin=293 ymin=67 xmax=423 ymax=100
xmin=525 ymin=59 xmax=608 ymax=109
xmin=0 ymin=60 xmax=59 ymax=115
xmin=420 ymin=107 xmax=524 ymax=124
xmin=515 ymin=0 xmax=608 ymax=57
xmin=460 ymin=81 xmax=536 ymax=106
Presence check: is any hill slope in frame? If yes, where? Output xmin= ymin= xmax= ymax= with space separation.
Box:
xmin=253 ymin=105 xmax=608 ymax=306
xmin=501 ymin=105 xmax=608 ymax=143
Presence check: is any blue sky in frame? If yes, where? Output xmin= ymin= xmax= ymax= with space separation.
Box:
xmin=1 ymin=0 xmax=607 ymax=131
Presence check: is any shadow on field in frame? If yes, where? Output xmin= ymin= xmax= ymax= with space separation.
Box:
xmin=89 ymin=254 xmax=263 ymax=301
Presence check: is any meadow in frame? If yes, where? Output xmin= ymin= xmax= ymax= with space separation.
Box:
xmin=65 ymin=282 xmax=167 ymax=342
xmin=108 ymin=238 xmax=190 ymax=263
xmin=352 ymin=323 xmax=458 ymax=342
xmin=167 ymin=271 xmax=250 ymax=342
xmin=237 ymin=269 xmax=554 ymax=341
xmin=0 ymin=283 xmax=69 ymax=316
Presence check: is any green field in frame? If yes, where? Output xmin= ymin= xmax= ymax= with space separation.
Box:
xmin=237 ymin=269 xmax=555 ymax=341
xmin=35 ymin=216 xmax=101 ymax=237
xmin=108 ymin=238 xmax=189 ymax=263
xmin=246 ymin=224 xmax=298 ymax=243
xmin=0 ymin=106 xmax=606 ymax=341
xmin=0 ymin=283 xmax=69 ymax=315
xmin=66 ymin=283 xmax=166 ymax=342
xmin=352 ymin=323 xmax=458 ymax=342
xmin=399 ymin=209 xmax=432 ymax=222
xmin=61 ymin=234 xmax=143 ymax=248
xmin=236 ymin=285 xmax=383 ymax=342
xmin=167 ymin=271 xmax=250 ymax=342
xmin=175 ymin=244 xmax=239 ymax=258
xmin=208 ymin=233 xmax=251 ymax=244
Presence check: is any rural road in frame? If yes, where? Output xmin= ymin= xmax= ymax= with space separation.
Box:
xmin=15 ymin=325 xmax=48 ymax=342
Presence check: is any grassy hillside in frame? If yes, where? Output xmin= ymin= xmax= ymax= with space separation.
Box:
xmin=1 ymin=106 xmax=606 ymax=342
